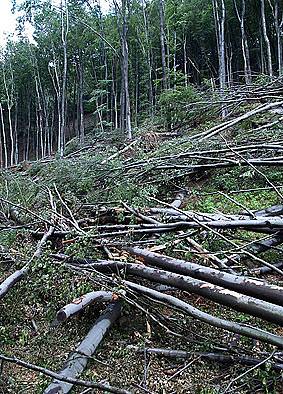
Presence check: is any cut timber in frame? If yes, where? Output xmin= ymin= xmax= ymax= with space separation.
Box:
xmin=124 ymin=281 xmax=283 ymax=347
xmin=124 ymin=247 xmax=283 ymax=306
xmin=53 ymin=291 xmax=114 ymax=325
xmin=44 ymin=301 xmax=121 ymax=394
xmin=55 ymin=254 xmax=283 ymax=325
xmin=171 ymin=190 xmax=187 ymax=209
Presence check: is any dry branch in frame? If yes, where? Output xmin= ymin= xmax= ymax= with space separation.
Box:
xmin=128 ymin=347 xmax=283 ymax=370
xmin=0 ymin=226 xmax=54 ymax=300
xmin=0 ymin=354 xmax=129 ymax=394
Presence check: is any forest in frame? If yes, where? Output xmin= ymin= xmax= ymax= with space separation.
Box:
xmin=1 ymin=0 xmax=283 ymax=393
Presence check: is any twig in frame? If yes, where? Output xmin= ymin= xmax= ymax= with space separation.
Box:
xmin=0 ymin=354 xmax=130 ymax=394
xmin=222 ymin=351 xmax=275 ymax=393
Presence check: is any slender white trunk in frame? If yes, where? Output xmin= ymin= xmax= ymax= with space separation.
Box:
xmin=59 ymin=0 xmax=69 ymax=158
xmin=261 ymin=0 xmax=273 ymax=76
xmin=274 ymin=0 xmax=283 ymax=76
xmin=212 ymin=0 xmax=226 ymax=117
xmin=233 ymin=0 xmax=251 ymax=84
xmin=173 ymin=30 xmax=177 ymax=90
xmin=183 ymin=35 xmax=188 ymax=87
xmin=159 ymin=0 xmax=167 ymax=89
xmin=0 ymin=103 xmax=7 ymax=168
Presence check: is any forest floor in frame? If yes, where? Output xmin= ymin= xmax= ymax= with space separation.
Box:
xmin=1 ymin=87 xmax=283 ymax=393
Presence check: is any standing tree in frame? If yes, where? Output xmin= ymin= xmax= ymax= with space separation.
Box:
xmin=233 ymin=0 xmax=251 ymax=84
xmin=261 ymin=0 xmax=273 ymax=77
xmin=114 ymin=0 xmax=132 ymax=140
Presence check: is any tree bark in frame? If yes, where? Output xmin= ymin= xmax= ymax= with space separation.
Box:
xmin=261 ymin=0 xmax=273 ymax=76
xmin=59 ymin=256 xmax=283 ymax=326
xmin=159 ymin=0 xmax=167 ymax=90
xmin=44 ymin=301 xmax=121 ymax=394
xmin=54 ymin=291 xmax=113 ymax=325
xmin=125 ymin=247 xmax=283 ymax=306
xmin=124 ymin=281 xmax=283 ymax=347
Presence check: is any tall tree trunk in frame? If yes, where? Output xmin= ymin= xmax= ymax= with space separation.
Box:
xmin=173 ymin=30 xmax=177 ymax=90
xmin=0 ymin=103 xmax=7 ymax=168
xmin=76 ymin=56 xmax=84 ymax=144
xmin=25 ymin=100 xmax=31 ymax=161
xmin=59 ymin=0 xmax=69 ymax=158
xmin=2 ymin=66 xmax=14 ymax=166
xmin=212 ymin=0 xmax=226 ymax=116
xmin=233 ymin=0 xmax=251 ymax=84
xmin=274 ymin=0 xmax=283 ymax=76
xmin=142 ymin=0 xmax=154 ymax=116
xmin=183 ymin=34 xmax=188 ymax=87
xmin=122 ymin=2 xmax=132 ymax=139
xmin=159 ymin=0 xmax=167 ymax=90
xmin=115 ymin=0 xmax=132 ymax=139
xmin=14 ymin=100 xmax=18 ymax=164
xmin=261 ymin=0 xmax=273 ymax=76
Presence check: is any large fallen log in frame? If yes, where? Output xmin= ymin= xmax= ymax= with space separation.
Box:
xmin=53 ymin=291 xmax=114 ymax=325
xmin=124 ymin=247 xmax=283 ymax=306
xmin=44 ymin=301 xmax=121 ymax=394
xmin=123 ymin=281 xmax=283 ymax=347
xmin=56 ymin=255 xmax=283 ymax=325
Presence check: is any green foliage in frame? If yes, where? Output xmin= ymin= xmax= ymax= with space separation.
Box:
xmin=159 ymin=85 xmax=202 ymax=130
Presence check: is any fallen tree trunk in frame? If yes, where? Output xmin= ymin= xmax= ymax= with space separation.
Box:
xmin=53 ymin=291 xmax=114 ymax=325
xmin=44 ymin=301 xmax=121 ymax=394
xmin=190 ymin=100 xmax=283 ymax=141
xmin=128 ymin=346 xmax=283 ymax=370
xmin=123 ymin=281 xmax=283 ymax=347
xmin=0 ymin=226 xmax=54 ymax=300
xmin=252 ymin=262 xmax=283 ymax=275
xmin=55 ymin=255 xmax=283 ymax=325
xmin=0 ymin=267 xmax=28 ymax=300
xmin=255 ymin=205 xmax=283 ymax=217
xmin=221 ymin=232 xmax=283 ymax=267
xmin=124 ymin=247 xmax=283 ymax=306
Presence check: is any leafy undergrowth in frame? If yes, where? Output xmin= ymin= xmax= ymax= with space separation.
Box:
xmin=1 ymin=111 xmax=283 ymax=393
